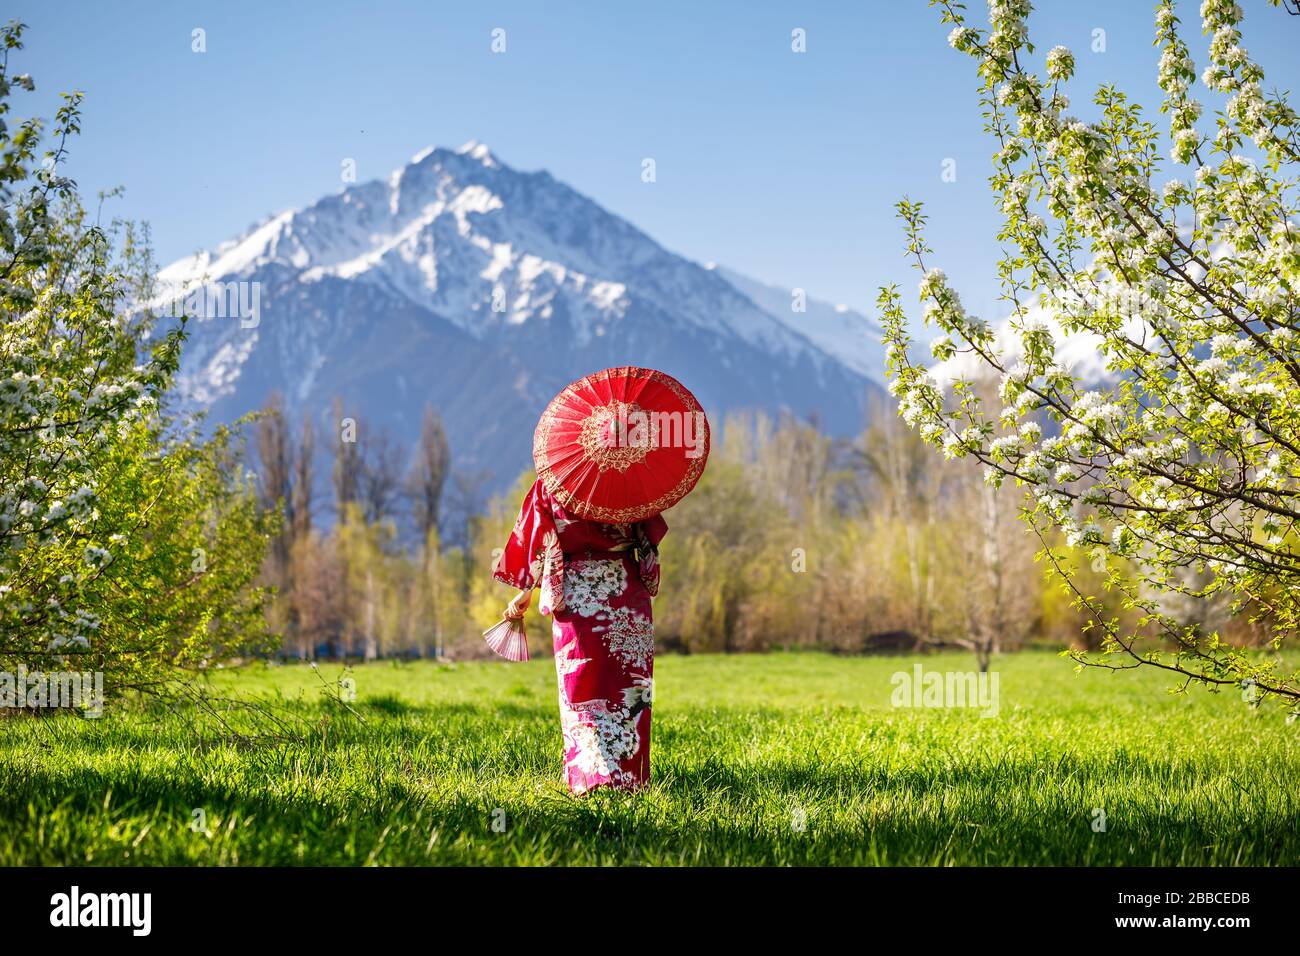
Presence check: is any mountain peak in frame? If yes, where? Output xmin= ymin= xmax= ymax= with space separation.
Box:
xmin=158 ymin=146 xmax=878 ymax=492
xmin=405 ymin=141 xmax=498 ymax=172
xmin=454 ymin=139 xmax=498 ymax=167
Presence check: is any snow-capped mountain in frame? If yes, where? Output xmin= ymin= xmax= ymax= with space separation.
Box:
xmin=156 ymin=141 xmax=881 ymax=493
xmin=927 ymin=300 xmax=1117 ymax=388
xmin=707 ymin=265 xmax=887 ymax=382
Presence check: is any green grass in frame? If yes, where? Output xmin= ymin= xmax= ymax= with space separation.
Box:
xmin=0 ymin=651 xmax=1296 ymax=865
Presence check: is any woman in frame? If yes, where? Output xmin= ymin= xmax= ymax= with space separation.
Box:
xmin=493 ymin=477 xmax=667 ymax=794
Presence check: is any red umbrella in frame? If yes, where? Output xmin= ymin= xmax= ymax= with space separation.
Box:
xmin=534 ymin=366 xmax=710 ymax=524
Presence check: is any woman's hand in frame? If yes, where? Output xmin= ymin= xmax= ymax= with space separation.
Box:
xmin=503 ymin=588 xmax=532 ymax=621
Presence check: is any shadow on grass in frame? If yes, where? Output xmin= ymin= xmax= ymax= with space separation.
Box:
xmin=0 ymin=736 xmax=1291 ymax=865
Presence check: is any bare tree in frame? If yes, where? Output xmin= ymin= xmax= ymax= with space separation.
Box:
xmin=293 ymin=533 xmax=345 ymax=657
xmin=255 ymin=392 xmax=294 ymax=579
xmin=332 ymin=396 xmax=360 ymax=523
xmin=409 ymin=404 xmax=450 ymax=542
xmin=445 ymin=467 xmax=492 ymax=556
xmin=255 ymin=392 xmax=297 ymax=646
xmin=291 ymin=416 xmax=314 ymax=541
xmin=408 ymin=405 xmax=450 ymax=659
xmin=255 ymin=393 xmax=293 ymax=520
xmin=951 ymin=462 xmax=1031 ymax=673
xmin=855 ymin=405 xmax=941 ymax=650
xmin=358 ymin=427 xmax=405 ymax=525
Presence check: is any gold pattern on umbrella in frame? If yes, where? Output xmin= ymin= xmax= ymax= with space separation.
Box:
xmin=534 ymin=367 xmax=710 ymax=524
xmin=577 ymin=401 xmax=661 ymax=473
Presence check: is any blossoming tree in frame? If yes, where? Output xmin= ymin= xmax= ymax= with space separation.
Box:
xmin=0 ymin=22 xmax=273 ymax=697
xmin=880 ymin=0 xmax=1300 ymax=711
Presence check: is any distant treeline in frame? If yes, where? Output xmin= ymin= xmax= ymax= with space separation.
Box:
xmin=250 ymin=395 xmax=1266 ymax=664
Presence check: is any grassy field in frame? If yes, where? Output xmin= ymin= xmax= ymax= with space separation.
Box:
xmin=0 ymin=651 xmax=1295 ymax=866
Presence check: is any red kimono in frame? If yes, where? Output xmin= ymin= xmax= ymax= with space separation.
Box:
xmin=494 ymin=478 xmax=667 ymax=794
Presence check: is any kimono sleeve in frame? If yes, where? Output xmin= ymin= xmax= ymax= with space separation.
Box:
xmin=634 ymin=513 xmax=668 ymax=597
xmin=493 ymin=479 xmax=566 ymax=613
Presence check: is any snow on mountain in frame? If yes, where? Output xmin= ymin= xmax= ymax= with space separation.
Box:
xmin=708 ymin=265 xmax=887 ymax=382
xmin=927 ymin=239 xmax=1238 ymax=389
xmin=927 ymin=300 xmax=1125 ymax=388
xmin=156 ymin=142 xmax=881 ymax=494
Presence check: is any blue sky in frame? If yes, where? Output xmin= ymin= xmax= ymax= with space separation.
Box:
xmin=9 ymin=0 xmax=1300 ymax=321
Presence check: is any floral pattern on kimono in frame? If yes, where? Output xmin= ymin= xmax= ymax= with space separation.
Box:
xmin=496 ymin=478 xmax=667 ymax=794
